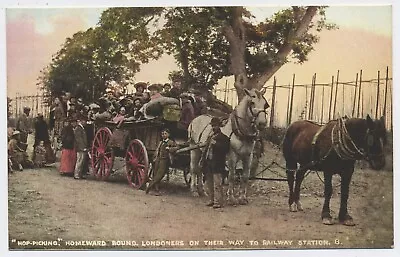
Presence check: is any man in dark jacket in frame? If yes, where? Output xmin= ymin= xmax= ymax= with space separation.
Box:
xmin=204 ymin=117 xmax=230 ymax=208
xmin=16 ymin=106 xmax=32 ymax=147
xmin=33 ymin=113 xmax=50 ymax=147
xmin=33 ymin=113 xmax=55 ymax=164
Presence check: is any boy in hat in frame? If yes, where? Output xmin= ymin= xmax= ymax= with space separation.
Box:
xmin=204 ymin=117 xmax=230 ymax=208
xmin=146 ymin=128 xmax=178 ymax=195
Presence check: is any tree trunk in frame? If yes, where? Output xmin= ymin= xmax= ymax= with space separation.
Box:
xmin=179 ymin=38 xmax=191 ymax=90
xmin=223 ymin=7 xmax=248 ymax=101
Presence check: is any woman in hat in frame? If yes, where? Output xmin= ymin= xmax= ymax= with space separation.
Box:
xmin=59 ymin=118 xmax=77 ymax=175
xmin=134 ymin=82 xmax=150 ymax=103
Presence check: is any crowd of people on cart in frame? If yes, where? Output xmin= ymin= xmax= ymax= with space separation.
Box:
xmin=8 ymin=80 xmax=208 ymax=175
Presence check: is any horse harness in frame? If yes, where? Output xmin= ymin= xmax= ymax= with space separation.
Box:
xmin=231 ymin=104 xmax=265 ymax=141
xmin=303 ymin=118 xmax=369 ymax=172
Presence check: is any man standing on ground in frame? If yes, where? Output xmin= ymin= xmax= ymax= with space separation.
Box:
xmin=16 ymin=106 xmax=32 ymax=147
xmin=73 ymin=118 xmax=88 ymax=179
xmin=204 ymin=117 xmax=230 ymax=208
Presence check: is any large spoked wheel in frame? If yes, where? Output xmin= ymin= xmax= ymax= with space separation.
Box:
xmin=125 ymin=139 xmax=149 ymax=189
xmin=91 ymin=127 xmax=114 ymax=180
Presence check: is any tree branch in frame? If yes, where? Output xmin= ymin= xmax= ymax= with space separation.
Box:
xmin=251 ymin=6 xmax=319 ymax=89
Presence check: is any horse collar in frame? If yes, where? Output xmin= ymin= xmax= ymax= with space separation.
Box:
xmin=331 ymin=118 xmax=366 ymax=160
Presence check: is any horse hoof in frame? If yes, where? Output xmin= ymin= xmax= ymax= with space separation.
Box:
xmin=191 ymin=191 xmax=200 ymax=197
xmin=340 ymin=219 xmax=355 ymax=226
xmin=289 ymin=203 xmax=298 ymax=212
xmin=322 ymin=217 xmax=334 ymax=225
xmin=238 ymin=198 xmax=248 ymax=205
xmin=296 ymin=201 xmax=304 ymax=211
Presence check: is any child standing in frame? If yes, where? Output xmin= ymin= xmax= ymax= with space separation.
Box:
xmin=146 ymin=128 xmax=178 ymax=195
xmin=33 ymin=141 xmax=47 ymax=168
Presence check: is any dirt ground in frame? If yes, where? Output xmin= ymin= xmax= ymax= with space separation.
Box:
xmin=8 ymin=142 xmax=393 ymax=250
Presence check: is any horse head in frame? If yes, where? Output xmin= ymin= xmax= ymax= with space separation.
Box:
xmin=243 ymin=88 xmax=270 ymax=130
xmin=364 ymin=115 xmax=387 ymax=170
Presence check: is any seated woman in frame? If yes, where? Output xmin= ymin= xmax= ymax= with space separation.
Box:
xmin=8 ymin=130 xmax=33 ymax=171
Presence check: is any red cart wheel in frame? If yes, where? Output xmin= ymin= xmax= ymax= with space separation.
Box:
xmin=125 ymin=139 xmax=149 ymax=189
xmin=91 ymin=127 xmax=114 ymax=180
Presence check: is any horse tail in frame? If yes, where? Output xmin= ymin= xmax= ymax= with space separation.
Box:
xmin=282 ymin=123 xmax=300 ymax=172
xmin=282 ymin=125 xmax=294 ymax=160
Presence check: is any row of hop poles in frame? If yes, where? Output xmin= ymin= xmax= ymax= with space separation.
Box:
xmin=212 ymin=67 xmax=392 ymax=129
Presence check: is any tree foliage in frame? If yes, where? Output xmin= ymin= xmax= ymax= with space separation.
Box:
xmin=39 ymin=6 xmax=336 ymax=101
xmin=39 ymin=7 xmax=165 ymax=101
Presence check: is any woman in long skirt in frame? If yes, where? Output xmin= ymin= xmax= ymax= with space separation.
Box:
xmin=59 ymin=119 xmax=76 ymax=175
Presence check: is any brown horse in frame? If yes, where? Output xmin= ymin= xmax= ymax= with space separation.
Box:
xmin=283 ymin=115 xmax=387 ymax=225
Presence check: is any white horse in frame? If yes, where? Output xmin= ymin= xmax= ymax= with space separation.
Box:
xmin=188 ymin=88 xmax=269 ymax=205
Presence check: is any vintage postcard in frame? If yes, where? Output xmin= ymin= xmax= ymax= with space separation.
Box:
xmin=3 ymin=0 xmax=397 ymax=256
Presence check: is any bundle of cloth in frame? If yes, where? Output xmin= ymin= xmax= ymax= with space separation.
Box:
xmin=142 ymin=97 xmax=180 ymax=118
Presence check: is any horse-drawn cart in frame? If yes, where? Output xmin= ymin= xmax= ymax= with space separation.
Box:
xmin=90 ymin=118 xmax=192 ymax=189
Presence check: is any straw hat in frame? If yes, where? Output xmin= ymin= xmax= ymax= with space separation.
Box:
xmin=134 ymin=82 xmax=148 ymax=90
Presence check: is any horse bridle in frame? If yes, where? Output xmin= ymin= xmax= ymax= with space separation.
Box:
xmin=231 ymin=98 xmax=267 ymax=140
xmin=332 ymin=118 xmax=384 ymax=161
xmin=363 ymin=128 xmax=385 ymax=161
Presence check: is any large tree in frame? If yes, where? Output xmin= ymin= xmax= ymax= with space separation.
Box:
xmin=220 ymin=7 xmax=335 ymax=99
xmin=149 ymin=6 xmax=334 ymax=99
